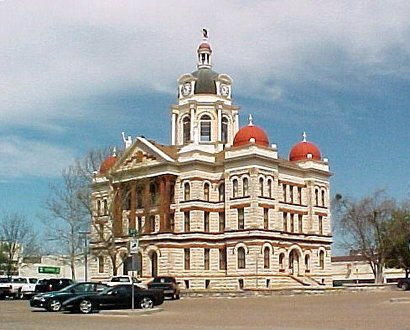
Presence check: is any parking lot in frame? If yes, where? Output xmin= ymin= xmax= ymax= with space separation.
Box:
xmin=1 ymin=289 xmax=410 ymax=330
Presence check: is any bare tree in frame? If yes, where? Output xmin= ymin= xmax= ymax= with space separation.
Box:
xmin=0 ymin=212 xmax=40 ymax=277
xmin=333 ymin=190 xmax=395 ymax=284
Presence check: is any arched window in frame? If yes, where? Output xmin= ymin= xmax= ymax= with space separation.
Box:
xmin=315 ymin=188 xmax=319 ymax=206
xmin=219 ymin=183 xmax=225 ymax=201
xmin=204 ymin=182 xmax=210 ymax=201
xmin=221 ymin=117 xmax=228 ymax=144
xmin=305 ymin=254 xmax=310 ymax=271
xmin=237 ymin=247 xmax=246 ymax=269
xmin=97 ymin=200 xmax=101 ymax=216
xmin=183 ymin=116 xmax=191 ymax=144
xmin=263 ymin=247 xmax=270 ymax=269
xmin=184 ymin=182 xmax=190 ymax=201
xmin=279 ymin=253 xmax=285 ymax=269
xmin=319 ymin=250 xmax=325 ymax=270
xmin=259 ymin=178 xmax=264 ymax=197
xmin=267 ymin=179 xmax=272 ymax=198
xmin=321 ymin=190 xmax=326 ymax=206
xmin=242 ymin=177 xmax=249 ymax=196
xmin=103 ymin=199 xmax=108 ymax=215
xmin=232 ymin=179 xmax=238 ymax=198
xmin=98 ymin=256 xmax=104 ymax=273
xmin=200 ymin=114 xmax=212 ymax=142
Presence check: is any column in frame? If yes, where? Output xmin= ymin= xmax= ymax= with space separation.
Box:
xmin=171 ymin=113 xmax=176 ymax=145
xmin=217 ymin=107 xmax=222 ymax=142
xmin=190 ymin=105 xmax=195 ymax=142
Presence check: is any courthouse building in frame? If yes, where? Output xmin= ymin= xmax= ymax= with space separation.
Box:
xmin=89 ymin=32 xmax=333 ymax=289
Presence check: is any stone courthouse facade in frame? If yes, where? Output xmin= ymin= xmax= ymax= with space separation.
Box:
xmin=89 ymin=32 xmax=333 ymax=289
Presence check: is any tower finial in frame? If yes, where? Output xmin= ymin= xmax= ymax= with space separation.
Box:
xmin=112 ymin=147 xmax=117 ymax=157
xmin=202 ymin=28 xmax=208 ymax=41
xmin=302 ymin=132 xmax=307 ymax=142
xmin=248 ymin=114 xmax=253 ymax=126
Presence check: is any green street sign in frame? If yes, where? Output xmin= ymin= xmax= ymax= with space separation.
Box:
xmin=129 ymin=229 xmax=138 ymax=237
xmin=38 ymin=266 xmax=60 ymax=274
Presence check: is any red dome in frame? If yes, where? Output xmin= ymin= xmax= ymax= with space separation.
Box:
xmin=99 ymin=155 xmax=117 ymax=174
xmin=289 ymin=140 xmax=321 ymax=162
xmin=233 ymin=125 xmax=269 ymax=147
xmin=197 ymin=42 xmax=212 ymax=52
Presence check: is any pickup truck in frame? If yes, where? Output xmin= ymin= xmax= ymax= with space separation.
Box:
xmin=103 ymin=275 xmax=145 ymax=287
xmin=10 ymin=277 xmax=39 ymax=299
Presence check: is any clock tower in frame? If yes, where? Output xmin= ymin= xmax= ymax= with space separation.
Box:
xmin=170 ymin=29 xmax=239 ymax=150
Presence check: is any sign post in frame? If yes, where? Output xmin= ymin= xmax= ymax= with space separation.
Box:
xmin=129 ymin=237 xmax=139 ymax=310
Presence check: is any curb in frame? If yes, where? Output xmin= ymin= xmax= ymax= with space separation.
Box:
xmin=100 ymin=307 xmax=163 ymax=316
xmin=389 ymin=297 xmax=410 ymax=303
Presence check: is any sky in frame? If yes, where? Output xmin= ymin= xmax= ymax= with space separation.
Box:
xmin=1 ymin=1 xmax=409 ymax=255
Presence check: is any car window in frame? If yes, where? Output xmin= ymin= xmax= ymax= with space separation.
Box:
xmin=12 ymin=278 xmax=26 ymax=283
xmin=29 ymin=278 xmax=38 ymax=284
xmin=96 ymin=284 xmax=106 ymax=292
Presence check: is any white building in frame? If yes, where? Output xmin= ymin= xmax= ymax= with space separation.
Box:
xmin=89 ymin=31 xmax=333 ymax=290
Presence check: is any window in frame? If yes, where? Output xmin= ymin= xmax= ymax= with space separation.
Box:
xmin=184 ymin=182 xmax=190 ymax=201
xmin=98 ymin=223 xmax=104 ymax=239
xmin=183 ymin=116 xmax=191 ymax=144
xmin=259 ymin=178 xmax=264 ymax=197
xmin=137 ymin=216 xmax=142 ymax=233
xmin=103 ymin=199 xmax=108 ymax=215
xmin=232 ymin=179 xmax=238 ymax=198
xmin=290 ymin=214 xmax=294 ymax=233
xmin=98 ymin=256 xmax=104 ymax=273
xmin=319 ymin=250 xmax=325 ymax=270
xmin=219 ymin=212 xmax=225 ymax=232
xmin=170 ymin=183 xmax=175 ymax=204
xmin=242 ymin=177 xmax=249 ymax=196
xmin=184 ymin=248 xmax=190 ymax=270
xmin=184 ymin=212 xmax=190 ymax=232
xmin=221 ymin=117 xmax=229 ymax=144
xmin=298 ymin=214 xmax=302 ymax=233
xmin=150 ymin=183 xmax=157 ymax=205
xmin=200 ymin=114 xmax=212 ymax=142
xmin=283 ymin=212 xmax=287 ymax=231
xmin=279 ymin=253 xmax=285 ymax=269
xmin=298 ymin=187 xmax=302 ymax=205
xmin=267 ymin=179 xmax=272 ymax=198
xmin=169 ymin=213 xmax=175 ymax=232
xmin=263 ymin=208 xmax=269 ymax=230
xmin=237 ymin=247 xmax=246 ymax=269
xmin=97 ymin=200 xmax=101 ymax=216
xmin=263 ymin=247 xmax=270 ymax=269
xmin=219 ymin=183 xmax=225 ymax=201
xmin=204 ymin=211 xmax=210 ymax=232
xmin=238 ymin=208 xmax=244 ymax=230
xmin=136 ymin=186 xmax=143 ymax=208
xmin=204 ymin=182 xmax=210 ymax=201
xmin=283 ymin=184 xmax=287 ymax=202
xmin=219 ymin=248 xmax=227 ymax=270
xmin=321 ymin=190 xmax=326 ymax=206
xmin=290 ymin=186 xmax=294 ymax=203
xmin=315 ymin=188 xmax=319 ymax=206
xmin=305 ymin=254 xmax=310 ymax=271
xmin=204 ymin=248 xmax=210 ymax=270
xmin=319 ymin=215 xmax=323 ymax=235
xmin=149 ymin=215 xmax=155 ymax=233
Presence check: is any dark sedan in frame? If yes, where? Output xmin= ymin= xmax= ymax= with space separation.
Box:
xmin=30 ymin=282 xmax=107 ymax=312
xmin=62 ymin=284 xmax=164 ymax=314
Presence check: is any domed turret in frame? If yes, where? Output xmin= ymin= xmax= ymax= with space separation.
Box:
xmin=99 ymin=148 xmax=117 ymax=174
xmin=233 ymin=115 xmax=269 ymax=147
xmin=289 ymin=133 xmax=321 ymax=161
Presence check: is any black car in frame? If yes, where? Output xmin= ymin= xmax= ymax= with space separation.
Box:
xmin=30 ymin=282 xmax=107 ymax=312
xmin=35 ymin=278 xmax=74 ymax=293
xmin=62 ymin=284 xmax=164 ymax=314
xmin=397 ymin=278 xmax=410 ymax=291
xmin=147 ymin=276 xmax=180 ymax=300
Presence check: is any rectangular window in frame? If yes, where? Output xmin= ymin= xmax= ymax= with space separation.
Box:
xmin=238 ymin=208 xmax=244 ymax=230
xmin=184 ymin=212 xmax=190 ymax=232
xmin=99 ymin=223 xmax=104 ymax=239
xmin=290 ymin=186 xmax=294 ymax=203
xmin=219 ymin=248 xmax=227 ymax=270
xmin=282 ymin=184 xmax=287 ymax=202
xmin=298 ymin=214 xmax=302 ymax=233
xmin=319 ymin=215 xmax=323 ymax=235
xmin=137 ymin=216 xmax=142 ymax=233
xmin=184 ymin=248 xmax=190 ymax=270
xmin=298 ymin=187 xmax=302 ymax=205
xmin=290 ymin=214 xmax=294 ymax=232
xmin=204 ymin=248 xmax=210 ymax=270
xmin=283 ymin=212 xmax=287 ymax=232
xmin=98 ymin=256 xmax=104 ymax=273
xmin=263 ymin=208 xmax=269 ymax=230
xmin=219 ymin=212 xmax=225 ymax=232
xmin=204 ymin=211 xmax=210 ymax=232
xmin=169 ymin=213 xmax=175 ymax=232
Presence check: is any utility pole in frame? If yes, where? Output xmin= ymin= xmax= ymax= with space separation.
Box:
xmin=79 ymin=231 xmax=91 ymax=281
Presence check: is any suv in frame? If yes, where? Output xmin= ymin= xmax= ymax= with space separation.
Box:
xmin=147 ymin=276 xmax=180 ymax=300
xmin=35 ymin=278 xmax=74 ymax=293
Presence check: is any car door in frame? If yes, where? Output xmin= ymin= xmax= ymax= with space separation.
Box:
xmin=98 ymin=286 xmax=131 ymax=310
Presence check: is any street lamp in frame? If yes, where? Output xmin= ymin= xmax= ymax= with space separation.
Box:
xmin=79 ymin=230 xmax=91 ymax=281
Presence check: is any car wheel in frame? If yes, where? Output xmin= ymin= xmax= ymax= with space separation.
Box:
xmin=139 ymin=296 xmax=154 ymax=309
xmin=47 ymin=299 xmax=62 ymax=312
xmin=78 ymin=299 xmax=93 ymax=314
xmin=400 ymin=282 xmax=409 ymax=291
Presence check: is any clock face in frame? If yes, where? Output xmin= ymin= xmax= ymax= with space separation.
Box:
xmin=220 ymin=84 xmax=230 ymax=97
xmin=181 ymin=82 xmax=192 ymax=97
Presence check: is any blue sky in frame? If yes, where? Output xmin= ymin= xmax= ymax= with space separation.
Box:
xmin=1 ymin=1 xmax=409 ymax=255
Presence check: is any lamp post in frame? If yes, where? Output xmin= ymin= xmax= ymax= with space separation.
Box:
xmin=79 ymin=231 xmax=91 ymax=281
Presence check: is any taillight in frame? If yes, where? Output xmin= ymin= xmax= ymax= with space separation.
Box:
xmin=48 ymin=284 xmax=52 ymax=291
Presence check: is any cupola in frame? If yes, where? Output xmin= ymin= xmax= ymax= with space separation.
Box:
xmin=289 ymin=132 xmax=321 ymax=161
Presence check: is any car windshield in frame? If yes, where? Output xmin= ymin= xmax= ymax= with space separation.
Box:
xmin=59 ymin=283 xmax=77 ymax=292
xmin=153 ymin=277 xmax=173 ymax=283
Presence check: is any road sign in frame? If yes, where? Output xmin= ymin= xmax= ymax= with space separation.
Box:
xmin=129 ymin=238 xmax=139 ymax=254
xmin=38 ymin=266 xmax=60 ymax=274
